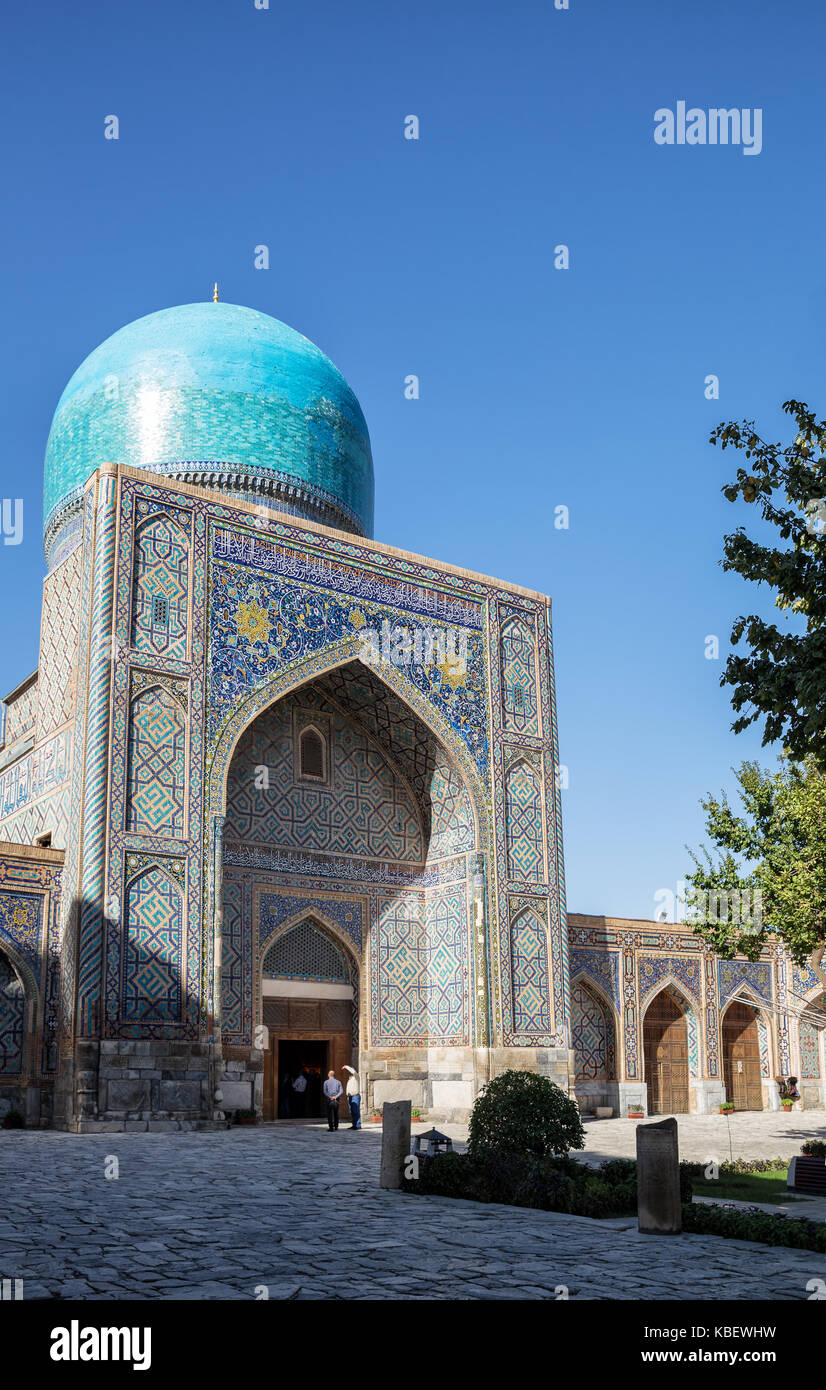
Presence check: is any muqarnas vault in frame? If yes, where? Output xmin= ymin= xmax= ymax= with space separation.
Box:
xmin=0 ymin=300 xmax=823 ymax=1132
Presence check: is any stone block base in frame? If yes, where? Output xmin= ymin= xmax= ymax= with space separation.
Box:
xmin=363 ymin=1046 xmax=574 ymax=1122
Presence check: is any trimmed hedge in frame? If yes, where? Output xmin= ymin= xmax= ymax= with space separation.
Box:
xmin=405 ymin=1151 xmax=692 ymax=1218
xmin=682 ymin=1201 xmax=826 ymax=1252
xmin=680 ymin=1157 xmax=787 ymax=1178
xmin=405 ymin=1149 xmax=826 ymax=1251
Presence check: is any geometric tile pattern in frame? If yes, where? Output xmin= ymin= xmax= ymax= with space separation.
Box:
xmin=105 ymin=478 xmax=203 ymax=1041
xmin=428 ymin=753 xmax=475 ymax=859
xmin=571 ymin=979 xmax=614 ymax=1080
xmin=0 ymin=952 xmax=25 ymax=1074
xmin=0 ymin=789 xmax=72 ymax=851
xmin=639 ymin=954 xmax=702 ymax=1012
xmin=131 ymin=509 xmax=189 ymax=659
xmin=639 ymin=957 xmax=702 ymax=1079
xmin=37 ymin=545 xmax=81 ymax=740
xmin=3 ymin=678 xmax=37 ymax=746
xmin=307 ymin=663 xmax=480 ymax=853
xmin=77 ymin=471 xmax=118 ymax=1037
xmin=31 ymin=459 xmax=570 ymax=1067
xmin=372 ymin=886 xmax=468 ymax=1045
xmin=510 ymin=906 xmax=551 ymax=1033
xmin=718 ymin=959 xmax=773 ymax=1007
xmin=505 ymin=759 xmax=544 ymax=881
xmin=259 ymin=891 xmax=365 ymax=955
xmin=225 ymin=692 xmax=423 ymax=863
xmin=0 ymin=891 xmax=44 ymax=977
xmin=262 ymin=920 xmax=348 ymax=982
xmin=570 ymin=947 xmax=621 ymax=1008
xmin=126 ymin=687 xmax=187 ymax=837
xmin=757 ymin=1014 xmax=771 ymax=1079
xmin=799 ymin=998 xmax=826 ymax=1078
xmin=0 ymin=730 xmax=71 ymax=823
xmin=219 ymin=878 xmax=245 ymax=1040
xmin=209 ymin=552 xmax=490 ymax=773
xmin=123 ymin=867 xmax=183 ymax=1023
xmin=500 ymin=611 xmax=539 ymax=736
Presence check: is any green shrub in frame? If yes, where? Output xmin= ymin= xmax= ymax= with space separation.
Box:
xmin=406 ymin=1151 xmax=638 ymax=1217
xmin=1 ymin=1109 xmax=24 ymax=1130
xmin=682 ymin=1201 xmax=826 ymax=1252
xmin=680 ymin=1156 xmax=787 ymax=1178
xmin=801 ymin=1140 xmax=826 ymax=1158
xmin=467 ymin=1070 xmax=585 ymax=1160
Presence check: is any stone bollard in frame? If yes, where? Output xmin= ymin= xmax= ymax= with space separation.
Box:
xmin=379 ymin=1100 xmax=411 ymax=1189
xmin=636 ymin=1116 xmax=681 ymax=1234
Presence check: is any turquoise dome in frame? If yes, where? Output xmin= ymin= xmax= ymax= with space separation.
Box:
xmin=43 ymin=301 xmax=374 ymax=563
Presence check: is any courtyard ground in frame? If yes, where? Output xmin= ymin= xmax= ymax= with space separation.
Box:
xmin=1 ymin=1112 xmax=824 ymax=1301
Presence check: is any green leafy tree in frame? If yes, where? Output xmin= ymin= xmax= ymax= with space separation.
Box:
xmin=712 ymin=399 xmax=826 ymax=767
xmin=467 ymin=1069 xmax=585 ymax=1159
xmin=686 ymin=757 xmax=826 ymax=966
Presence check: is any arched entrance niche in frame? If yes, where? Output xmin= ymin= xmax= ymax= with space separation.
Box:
xmin=570 ymin=975 xmax=619 ymax=1111
xmin=0 ymin=940 xmax=37 ymax=1122
xmin=721 ymin=997 xmax=764 ymax=1111
xmin=213 ymin=650 xmax=485 ymax=1119
xmin=642 ymin=986 xmax=691 ymax=1114
xmin=258 ymin=910 xmax=361 ymax=1120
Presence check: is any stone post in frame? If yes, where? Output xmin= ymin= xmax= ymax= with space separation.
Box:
xmin=636 ymin=1116 xmax=681 ymax=1234
xmin=379 ymin=1100 xmax=411 ymax=1189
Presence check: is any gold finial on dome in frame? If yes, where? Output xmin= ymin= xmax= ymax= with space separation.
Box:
xmin=212 ymin=282 xmax=220 ymax=302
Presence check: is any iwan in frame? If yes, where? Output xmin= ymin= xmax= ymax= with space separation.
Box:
xmin=654 ymin=102 xmax=762 ymax=155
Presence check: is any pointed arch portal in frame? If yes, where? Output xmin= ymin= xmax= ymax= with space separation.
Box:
xmin=216 ymin=651 xmax=481 ymax=1116
xmin=722 ymin=998 xmax=764 ymax=1111
xmin=643 ymin=987 xmax=689 ymax=1114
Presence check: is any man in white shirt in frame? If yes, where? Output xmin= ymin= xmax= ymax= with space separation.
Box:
xmin=343 ymin=1065 xmax=361 ymax=1129
xmin=322 ymin=1070 xmax=343 ymax=1130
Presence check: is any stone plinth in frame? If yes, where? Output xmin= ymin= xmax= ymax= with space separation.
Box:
xmin=379 ymin=1100 xmax=411 ymax=1189
xmin=636 ymin=1116 xmax=681 ymax=1234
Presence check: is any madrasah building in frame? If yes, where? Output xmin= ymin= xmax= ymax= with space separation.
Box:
xmin=0 ymin=297 xmax=823 ymax=1132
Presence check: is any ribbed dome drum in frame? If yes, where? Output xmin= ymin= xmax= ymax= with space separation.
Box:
xmin=43 ymin=301 xmax=374 ymax=566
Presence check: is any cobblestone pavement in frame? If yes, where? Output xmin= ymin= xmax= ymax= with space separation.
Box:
xmin=4 ymin=1117 xmax=823 ymax=1301
xmin=1 ymin=1116 xmax=825 ymax=1301
xmin=579 ymin=1109 xmax=826 ymax=1164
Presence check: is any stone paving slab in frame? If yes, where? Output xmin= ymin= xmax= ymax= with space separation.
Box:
xmin=578 ymin=1110 xmax=826 ymax=1165
xmin=1 ymin=1120 xmax=825 ymax=1301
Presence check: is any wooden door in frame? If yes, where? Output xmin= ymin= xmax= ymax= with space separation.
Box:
xmin=262 ymin=996 xmax=353 ymax=1119
xmin=643 ymin=990 xmax=689 ymax=1114
xmin=722 ymin=1001 xmax=763 ymax=1111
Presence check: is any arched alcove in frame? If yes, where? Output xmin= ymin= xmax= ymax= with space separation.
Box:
xmin=642 ymin=987 xmax=690 ymax=1114
xmin=721 ymin=998 xmax=764 ymax=1111
xmin=217 ymin=653 xmax=482 ymax=1119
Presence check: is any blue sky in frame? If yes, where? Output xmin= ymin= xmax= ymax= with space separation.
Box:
xmin=1 ymin=0 xmax=823 ymax=919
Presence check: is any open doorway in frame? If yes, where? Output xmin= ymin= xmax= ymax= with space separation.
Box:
xmin=277 ymin=1039 xmax=329 ymax=1119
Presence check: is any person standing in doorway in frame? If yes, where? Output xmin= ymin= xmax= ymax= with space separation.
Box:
xmin=322 ymin=1070 xmax=343 ymax=1130
xmin=292 ymin=1068 xmax=308 ymax=1118
xmin=343 ymin=1065 xmax=361 ymax=1129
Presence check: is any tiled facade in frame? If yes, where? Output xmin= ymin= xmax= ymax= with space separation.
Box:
xmin=0 ymin=301 xmax=822 ymax=1130
xmin=568 ymin=914 xmax=826 ymax=1114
